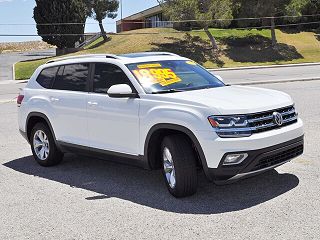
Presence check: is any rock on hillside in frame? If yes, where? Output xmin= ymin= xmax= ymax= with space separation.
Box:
xmin=0 ymin=41 xmax=54 ymax=53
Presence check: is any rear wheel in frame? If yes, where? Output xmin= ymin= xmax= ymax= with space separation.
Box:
xmin=30 ymin=122 xmax=63 ymax=167
xmin=161 ymin=134 xmax=198 ymax=198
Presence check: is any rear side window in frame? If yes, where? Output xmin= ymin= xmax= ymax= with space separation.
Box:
xmin=93 ymin=63 xmax=131 ymax=94
xmin=36 ymin=67 xmax=58 ymax=89
xmin=52 ymin=64 xmax=89 ymax=92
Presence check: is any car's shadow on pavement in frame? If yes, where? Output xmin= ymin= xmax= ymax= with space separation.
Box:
xmin=4 ymin=154 xmax=299 ymax=215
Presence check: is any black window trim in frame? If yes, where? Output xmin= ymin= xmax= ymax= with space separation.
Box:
xmin=36 ymin=66 xmax=59 ymax=89
xmin=51 ymin=65 xmax=64 ymax=89
xmin=50 ymin=62 xmax=91 ymax=93
xmin=89 ymin=62 xmax=139 ymax=95
xmin=40 ymin=62 xmax=139 ymax=95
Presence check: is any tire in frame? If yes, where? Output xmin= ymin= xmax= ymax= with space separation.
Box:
xmin=161 ymin=134 xmax=198 ymax=198
xmin=30 ymin=122 xmax=63 ymax=167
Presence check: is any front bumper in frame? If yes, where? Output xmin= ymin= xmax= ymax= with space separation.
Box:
xmin=195 ymin=118 xmax=303 ymax=169
xmin=208 ymin=135 xmax=304 ymax=184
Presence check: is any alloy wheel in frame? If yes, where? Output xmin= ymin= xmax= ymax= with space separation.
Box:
xmin=163 ymin=147 xmax=176 ymax=189
xmin=33 ymin=130 xmax=50 ymax=161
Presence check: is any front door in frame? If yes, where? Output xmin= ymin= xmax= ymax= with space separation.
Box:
xmin=87 ymin=63 xmax=140 ymax=155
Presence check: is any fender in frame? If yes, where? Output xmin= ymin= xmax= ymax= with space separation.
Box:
xmin=26 ymin=112 xmax=59 ymax=147
xmin=144 ymin=123 xmax=213 ymax=181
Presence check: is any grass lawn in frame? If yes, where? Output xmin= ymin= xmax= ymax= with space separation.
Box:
xmin=14 ymin=28 xmax=320 ymax=80
xmin=192 ymin=28 xmax=272 ymax=40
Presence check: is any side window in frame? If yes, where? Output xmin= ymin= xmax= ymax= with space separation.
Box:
xmin=52 ymin=63 xmax=89 ymax=92
xmin=93 ymin=63 xmax=131 ymax=94
xmin=36 ymin=67 xmax=59 ymax=89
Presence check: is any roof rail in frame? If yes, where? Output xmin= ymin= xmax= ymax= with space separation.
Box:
xmin=46 ymin=54 xmax=119 ymax=64
xmin=120 ymin=52 xmax=180 ymax=58
xmin=142 ymin=52 xmax=180 ymax=57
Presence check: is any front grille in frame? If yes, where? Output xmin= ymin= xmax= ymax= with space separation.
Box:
xmin=251 ymin=144 xmax=303 ymax=171
xmin=247 ymin=105 xmax=298 ymax=134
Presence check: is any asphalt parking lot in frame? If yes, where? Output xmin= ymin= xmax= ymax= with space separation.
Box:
xmin=0 ymin=80 xmax=319 ymax=239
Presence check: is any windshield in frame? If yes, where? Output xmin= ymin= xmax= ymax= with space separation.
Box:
xmin=126 ymin=60 xmax=225 ymax=94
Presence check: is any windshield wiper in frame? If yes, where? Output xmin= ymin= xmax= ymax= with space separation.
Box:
xmin=151 ymin=89 xmax=185 ymax=94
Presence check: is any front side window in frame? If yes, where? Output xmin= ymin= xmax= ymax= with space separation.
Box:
xmin=52 ymin=64 xmax=89 ymax=92
xmin=36 ymin=67 xmax=59 ymax=89
xmin=93 ymin=63 xmax=131 ymax=94
xmin=126 ymin=60 xmax=225 ymax=94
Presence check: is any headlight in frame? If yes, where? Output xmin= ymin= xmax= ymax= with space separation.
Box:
xmin=208 ymin=115 xmax=252 ymax=138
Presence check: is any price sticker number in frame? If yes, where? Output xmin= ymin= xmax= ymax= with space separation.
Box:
xmin=133 ymin=68 xmax=181 ymax=86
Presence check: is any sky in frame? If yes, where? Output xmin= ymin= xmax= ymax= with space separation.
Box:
xmin=0 ymin=0 xmax=160 ymax=43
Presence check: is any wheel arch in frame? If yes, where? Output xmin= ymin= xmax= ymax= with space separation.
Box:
xmin=144 ymin=123 xmax=212 ymax=181
xmin=26 ymin=112 xmax=57 ymax=145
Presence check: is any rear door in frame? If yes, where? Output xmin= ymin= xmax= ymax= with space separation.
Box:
xmin=49 ymin=63 xmax=90 ymax=146
xmin=87 ymin=63 xmax=140 ymax=155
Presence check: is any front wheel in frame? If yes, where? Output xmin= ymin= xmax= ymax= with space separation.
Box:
xmin=161 ymin=134 xmax=198 ymax=198
xmin=30 ymin=122 xmax=63 ymax=167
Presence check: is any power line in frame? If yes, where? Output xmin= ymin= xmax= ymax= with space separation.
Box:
xmin=0 ymin=14 xmax=319 ymax=26
xmin=138 ymin=13 xmax=320 ymax=24
xmin=0 ymin=22 xmax=100 ymax=26
xmin=0 ymin=21 xmax=319 ymax=37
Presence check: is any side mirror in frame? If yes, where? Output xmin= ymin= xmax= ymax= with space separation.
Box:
xmin=107 ymin=84 xmax=138 ymax=98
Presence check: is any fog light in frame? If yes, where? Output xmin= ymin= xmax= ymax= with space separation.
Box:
xmin=223 ymin=153 xmax=248 ymax=165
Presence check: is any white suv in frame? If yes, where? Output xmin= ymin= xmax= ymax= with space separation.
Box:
xmin=18 ymin=52 xmax=304 ymax=197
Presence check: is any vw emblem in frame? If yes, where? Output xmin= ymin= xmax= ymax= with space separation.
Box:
xmin=273 ymin=112 xmax=283 ymax=126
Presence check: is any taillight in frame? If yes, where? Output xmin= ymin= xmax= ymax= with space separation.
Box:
xmin=17 ymin=94 xmax=24 ymax=107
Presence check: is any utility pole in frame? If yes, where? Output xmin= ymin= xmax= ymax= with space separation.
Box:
xmin=120 ymin=0 xmax=123 ymax=32
xmin=120 ymin=0 xmax=123 ymax=20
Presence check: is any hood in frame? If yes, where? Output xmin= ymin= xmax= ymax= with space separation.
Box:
xmin=152 ymin=86 xmax=293 ymax=115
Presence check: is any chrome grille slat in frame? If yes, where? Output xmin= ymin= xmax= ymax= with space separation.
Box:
xmin=250 ymin=116 xmax=298 ymax=131
xmin=247 ymin=105 xmax=297 ymax=134
xmin=248 ymin=115 xmax=273 ymax=123
xmin=282 ymin=109 xmax=295 ymax=116
xmin=248 ymin=108 xmax=295 ymax=123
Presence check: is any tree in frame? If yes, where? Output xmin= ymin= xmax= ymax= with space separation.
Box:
xmin=234 ymin=0 xmax=294 ymax=47
xmin=302 ymin=0 xmax=320 ymax=14
xmin=85 ymin=0 xmax=119 ymax=41
xmin=286 ymin=0 xmax=319 ymax=14
xmin=34 ymin=0 xmax=87 ymax=49
xmin=158 ymin=0 xmax=233 ymax=50
xmin=196 ymin=0 xmax=233 ymax=50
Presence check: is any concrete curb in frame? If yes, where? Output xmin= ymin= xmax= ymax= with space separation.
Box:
xmin=209 ymin=62 xmax=320 ymax=72
xmin=233 ymin=77 xmax=320 ymax=86
xmin=12 ymin=62 xmax=17 ymax=80
xmin=0 ymin=80 xmax=28 ymax=85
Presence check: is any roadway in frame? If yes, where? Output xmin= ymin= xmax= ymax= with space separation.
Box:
xmin=213 ymin=63 xmax=320 ymax=85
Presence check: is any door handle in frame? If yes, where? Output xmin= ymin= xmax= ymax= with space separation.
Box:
xmin=88 ymin=101 xmax=98 ymax=107
xmin=50 ymin=97 xmax=60 ymax=102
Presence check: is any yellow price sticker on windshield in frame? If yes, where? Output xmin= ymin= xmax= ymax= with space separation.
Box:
xmin=186 ymin=60 xmax=197 ymax=65
xmin=137 ymin=63 xmax=162 ymax=69
xmin=133 ymin=68 xmax=182 ymax=86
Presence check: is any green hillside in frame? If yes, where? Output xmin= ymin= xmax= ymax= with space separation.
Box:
xmin=15 ymin=28 xmax=320 ymax=80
